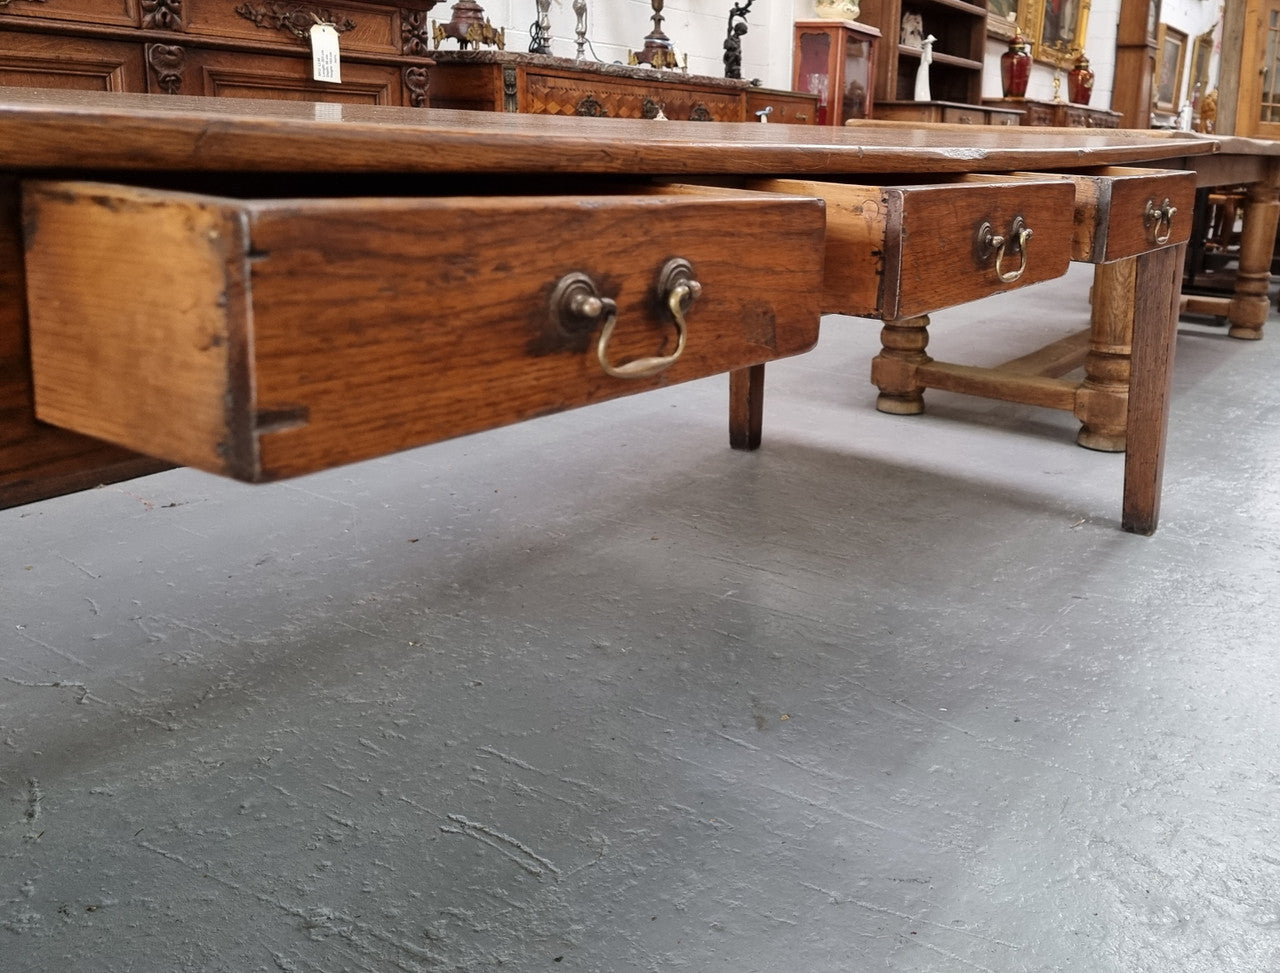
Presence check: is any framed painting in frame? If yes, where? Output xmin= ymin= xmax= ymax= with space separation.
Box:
xmin=1154 ymin=24 xmax=1187 ymax=111
xmin=1018 ymin=0 xmax=1093 ymax=68
xmin=1188 ymin=28 xmax=1215 ymax=98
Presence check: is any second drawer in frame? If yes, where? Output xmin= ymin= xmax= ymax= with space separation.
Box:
xmin=746 ymin=174 xmax=1078 ymax=320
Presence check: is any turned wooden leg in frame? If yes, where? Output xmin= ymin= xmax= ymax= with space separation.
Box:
xmin=1227 ymin=177 xmax=1280 ymax=340
xmin=1076 ymin=259 xmax=1135 ymax=452
xmin=871 ymin=314 xmax=931 ymax=415
xmin=729 ymin=364 xmax=764 ymax=451
xmin=1123 ymin=242 xmax=1185 ymax=535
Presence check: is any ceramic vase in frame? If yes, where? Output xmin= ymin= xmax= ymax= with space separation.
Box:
xmin=1068 ymin=53 xmax=1094 ymax=105
xmin=1000 ymin=32 xmax=1031 ymax=98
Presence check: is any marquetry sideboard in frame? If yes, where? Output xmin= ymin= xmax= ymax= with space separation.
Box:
xmin=983 ymin=97 xmax=1123 ymax=129
xmin=0 ymin=0 xmax=439 ymax=105
xmin=426 ymin=50 xmax=767 ymax=123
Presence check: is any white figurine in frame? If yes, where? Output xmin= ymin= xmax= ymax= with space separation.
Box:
xmin=914 ymin=34 xmax=935 ymax=102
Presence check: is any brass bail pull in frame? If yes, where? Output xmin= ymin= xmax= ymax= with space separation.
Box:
xmin=1144 ymin=197 xmax=1177 ymax=245
xmin=597 ymin=258 xmax=699 ymax=380
xmin=977 ymin=216 xmax=1033 ymax=284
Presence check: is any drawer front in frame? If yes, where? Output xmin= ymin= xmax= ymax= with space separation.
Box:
xmin=1022 ymin=104 xmax=1057 ymax=126
xmin=747 ymin=176 xmax=1077 ymax=320
xmin=941 ymin=106 xmax=985 ymax=125
xmin=172 ymin=48 xmax=405 ymax=104
xmin=1058 ymin=167 xmax=1197 ymax=263
xmin=23 ymin=182 xmax=824 ymax=481
xmin=745 ymin=90 xmax=818 ymax=125
xmin=989 ymin=110 xmax=1022 ymax=127
xmin=875 ymin=104 xmax=942 ymax=123
xmin=526 ymin=72 xmax=745 ymax=121
xmin=0 ymin=0 xmax=139 ymax=28
xmin=182 ymin=0 xmax=402 ymax=56
xmin=0 ymin=34 xmax=146 ymax=92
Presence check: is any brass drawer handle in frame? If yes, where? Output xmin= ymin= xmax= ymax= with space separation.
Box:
xmin=599 ymin=258 xmax=699 ymax=379
xmin=976 ymin=216 xmax=1033 ymax=284
xmin=1144 ymin=197 xmax=1178 ymax=245
xmin=548 ymin=259 xmax=700 ymax=380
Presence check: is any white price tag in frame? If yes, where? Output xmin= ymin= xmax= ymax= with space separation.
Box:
xmin=310 ymin=23 xmax=342 ymax=84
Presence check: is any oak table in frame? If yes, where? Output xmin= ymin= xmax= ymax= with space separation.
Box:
xmin=843 ymin=123 xmax=1279 ymax=469
xmin=0 ymin=88 xmax=1218 ymax=533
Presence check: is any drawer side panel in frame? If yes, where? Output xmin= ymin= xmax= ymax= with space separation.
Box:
xmin=23 ymin=182 xmax=255 ymax=477
xmin=745 ymin=178 xmax=889 ymax=316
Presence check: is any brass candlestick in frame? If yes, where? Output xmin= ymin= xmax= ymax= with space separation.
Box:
xmin=529 ymin=0 xmax=551 ymax=55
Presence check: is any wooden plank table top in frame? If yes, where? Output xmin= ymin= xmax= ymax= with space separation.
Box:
xmin=0 ymin=86 xmax=1221 ymax=175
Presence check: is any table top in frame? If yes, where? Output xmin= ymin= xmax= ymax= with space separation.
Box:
xmin=0 ymin=87 xmax=1222 ymax=177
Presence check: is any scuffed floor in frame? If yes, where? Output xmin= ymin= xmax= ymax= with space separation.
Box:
xmin=4 ymin=265 xmax=1280 ymax=972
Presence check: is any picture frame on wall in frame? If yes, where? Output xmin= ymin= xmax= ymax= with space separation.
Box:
xmin=998 ymin=0 xmax=1092 ymax=68
xmin=1154 ymin=24 xmax=1187 ymax=111
xmin=1188 ymin=29 xmax=1215 ymax=97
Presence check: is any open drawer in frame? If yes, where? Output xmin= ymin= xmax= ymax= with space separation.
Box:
xmin=742 ymin=173 xmax=1078 ymax=320
xmin=1041 ymin=166 xmax=1197 ymax=264
xmin=22 ymin=180 xmax=825 ymax=481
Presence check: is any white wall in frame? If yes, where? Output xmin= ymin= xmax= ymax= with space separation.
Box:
xmin=451 ymin=0 xmax=1223 ymax=112
xmin=460 ymin=1 xmax=798 ymax=89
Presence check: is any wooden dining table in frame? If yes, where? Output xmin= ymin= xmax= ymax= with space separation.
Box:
xmin=0 ymin=88 xmax=1221 ymax=533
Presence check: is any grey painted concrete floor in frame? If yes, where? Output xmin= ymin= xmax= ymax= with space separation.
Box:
xmin=4 ymin=265 xmax=1280 ymax=973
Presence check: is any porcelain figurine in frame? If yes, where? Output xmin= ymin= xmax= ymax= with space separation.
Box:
xmin=914 ymin=34 xmax=935 ymax=101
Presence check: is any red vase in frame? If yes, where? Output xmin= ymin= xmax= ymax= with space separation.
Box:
xmin=1068 ymin=54 xmax=1095 ymax=106
xmin=1000 ymin=33 xmax=1031 ymax=98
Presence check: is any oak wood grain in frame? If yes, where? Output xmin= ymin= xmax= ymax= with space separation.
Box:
xmin=748 ymin=175 xmax=1076 ymax=319
xmin=0 ymin=88 xmax=1220 ymax=178
xmin=23 ymin=180 xmax=825 ymax=480
xmin=0 ymin=176 xmax=167 ymax=509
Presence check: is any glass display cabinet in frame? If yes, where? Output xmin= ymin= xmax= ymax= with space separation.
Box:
xmin=792 ymin=19 xmax=881 ymax=125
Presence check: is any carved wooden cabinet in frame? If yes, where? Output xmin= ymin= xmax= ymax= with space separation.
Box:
xmin=427 ymin=50 xmax=753 ymax=122
xmin=0 ymin=0 xmax=438 ymax=105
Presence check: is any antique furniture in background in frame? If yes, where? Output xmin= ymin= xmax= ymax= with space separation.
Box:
xmin=0 ymin=89 xmax=1219 ymax=533
xmin=982 ymin=96 xmax=1121 ymax=127
xmin=427 ymin=49 xmax=753 ymax=120
xmin=0 ymin=0 xmax=440 ymax=105
xmin=745 ymin=86 xmax=819 ymax=124
xmin=1110 ymin=0 xmax=1157 ymax=128
xmin=791 ymin=18 xmax=880 ymax=123
xmin=876 ymin=98 xmax=1021 ymax=124
xmin=857 ymin=0 xmax=988 ymax=106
